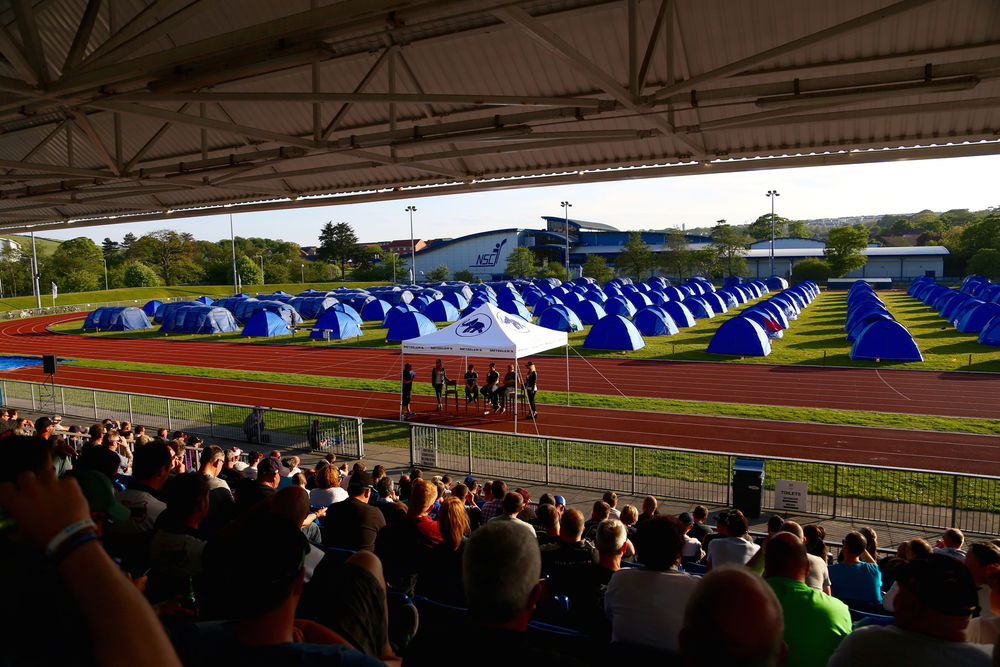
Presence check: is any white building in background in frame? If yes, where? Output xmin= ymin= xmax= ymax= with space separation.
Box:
xmin=745 ymin=238 xmax=947 ymax=279
xmin=0 ymin=237 xmax=21 ymax=255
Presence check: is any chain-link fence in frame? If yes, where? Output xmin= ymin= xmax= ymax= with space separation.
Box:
xmin=408 ymin=421 xmax=1000 ymax=534
xmin=0 ymin=379 xmax=364 ymax=459
xmin=0 ymin=294 xmax=226 ymax=321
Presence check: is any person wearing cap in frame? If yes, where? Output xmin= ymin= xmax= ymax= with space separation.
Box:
xmin=763 ymin=532 xmax=851 ymax=667
xmin=828 ymin=554 xmax=991 ymax=666
xmin=481 ymin=362 xmax=500 ymax=414
xmin=523 ymin=361 xmax=538 ymax=419
xmin=321 ymin=471 xmax=385 ymax=553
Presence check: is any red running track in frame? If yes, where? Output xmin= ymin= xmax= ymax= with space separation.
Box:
xmin=4 ymin=313 xmax=1000 ymax=419
xmin=2 ymin=363 xmax=997 ymax=476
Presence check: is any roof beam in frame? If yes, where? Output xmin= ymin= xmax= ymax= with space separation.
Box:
xmin=70 ymin=110 xmax=121 ymax=176
xmin=0 ymin=20 xmax=39 ymax=87
xmin=652 ymin=0 xmax=940 ymax=100
xmin=92 ymin=101 xmax=327 ymax=150
xmin=637 ymin=0 xmax=670 ymax=93
xmin=322 ymin=45 xmax=396 ymax=140
xmin=12 ymin=0 xmax=49 ymax=84
xmin=113 ymin=91 xmax=606 ymax=108
xmin=341 ymin=148 xmax=465 ymax=179
xmin=124 ymin=103 xmax=191 ymax=173
xmin=0 ymin=158 xmax=113 ymax=179
xmin=61 ymin=0 xmax=104 ymax=74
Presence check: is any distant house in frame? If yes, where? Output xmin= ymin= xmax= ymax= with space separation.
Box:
xmin=0 ymin=238 xmax=21 ymax=255
xmin=375 ymin=239 xmax=428 ymax=256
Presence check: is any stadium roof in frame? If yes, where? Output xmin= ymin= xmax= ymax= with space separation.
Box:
xmin=1 ymin=0 xmax=998 ymax=234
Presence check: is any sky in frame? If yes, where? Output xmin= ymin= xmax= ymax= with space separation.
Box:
xmin=32 ymin=153 xmax=1000 ymax=248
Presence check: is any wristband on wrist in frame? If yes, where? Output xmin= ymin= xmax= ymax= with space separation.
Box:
xmin=50 ymin=529 xmax=99 ymax=565
xmin=45 ymin=519 xmax=98 ymax=557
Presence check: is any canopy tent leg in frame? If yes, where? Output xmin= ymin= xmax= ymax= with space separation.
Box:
xmin=513 ymin=355 xmax=518 ymax=434
xmin=565 ymin=341 xmax=570 ymax=406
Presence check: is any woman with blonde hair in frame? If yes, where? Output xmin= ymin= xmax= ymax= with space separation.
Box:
xmin=309 ymin=463 xmax=347 ymax=508
xmin=422 ymin=497 xmax=469 ymax=603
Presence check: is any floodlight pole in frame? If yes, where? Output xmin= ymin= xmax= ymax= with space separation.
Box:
xmin=405 ymin=205 xmax=417 ymax=283
xmin=561 ymin=201 xmax=572 ymax=282
xmin=229 ymin=213 xmax=239 ymax=294
xmin=102 ymin=258 xmax=108 ymax=291
xmin=766 ymin=190 xmax=780 ymax=277
xmin=30 ymin=232 xmax=41 ymax=309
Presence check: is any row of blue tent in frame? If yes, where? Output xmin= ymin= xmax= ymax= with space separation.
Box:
xmin=908 ymin=275 xmax=1000 ymax=347
xmin=845 ymin=281 xmax=922 ymax=362
xmin=83 ymin=306 xmax=154 ymax=331
xmin=705 ymin=281 xmax=819 ymax=356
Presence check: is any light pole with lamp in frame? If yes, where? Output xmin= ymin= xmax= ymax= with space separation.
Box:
xmin=102 ymin=258 xmax=108 ymax=291
xmin=560 ymin=201 xmax=571 ymax=283
xmin=229 ymin=213 xmax=239 ymax=294
xmin=405 ymin=205 xmax=417 ymax=283
xmin=301 ymin=264 xmax=305 ymax=283
xmin=766 ymin=190 xmax=780 ymax=277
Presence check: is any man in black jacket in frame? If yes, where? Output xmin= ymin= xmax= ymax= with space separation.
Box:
xmin=322 ymin=471 xmax=386 ymax=552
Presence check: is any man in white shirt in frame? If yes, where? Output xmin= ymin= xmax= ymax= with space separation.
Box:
xmin=676 ymin=512 xmax=705 ymax=562
xmin=706 ymin=509 xmax=759 ymax=569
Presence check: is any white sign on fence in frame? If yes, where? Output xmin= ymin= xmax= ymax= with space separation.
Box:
xmin=775 ymin=479 xmax=808 ymax=512
xmin=419 ymin=447 xmax=438 ymax=468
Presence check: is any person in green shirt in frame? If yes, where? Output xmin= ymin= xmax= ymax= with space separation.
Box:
xmin=764 ymin=532 xmax=852 ymax=667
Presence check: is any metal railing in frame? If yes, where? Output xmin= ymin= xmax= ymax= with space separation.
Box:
xmin=0 ymin=294 xmax=226 ymax=321
xmin=0 ymin=379 xmax=364 ymax=459
xmin=407 ymin=421 xmax=1000 ymax=535
xmin=2 ymin=377 xmax=996 ymax=535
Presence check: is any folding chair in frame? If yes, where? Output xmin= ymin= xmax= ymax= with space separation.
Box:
xmin=442 ymin=379 xmax=459 ymax=410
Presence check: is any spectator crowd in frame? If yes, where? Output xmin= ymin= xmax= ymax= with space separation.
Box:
xmin=0 ymin=407 xmax=998 ymax=666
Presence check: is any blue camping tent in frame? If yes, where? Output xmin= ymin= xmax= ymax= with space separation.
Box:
xmin=625 ymin=292 xmax=653 ymax=309
xmin=978 ymin=315 xmax=1000 ymax=346
xmin=633 ymin=307 xmax=679 ymax=336
xmin=536 ymin=305 xmax=583 ymax=332
xmin=360 ymin=299 xmax=392 ymax=322
xmin=604 ymin=296 xmax=637 ymax=318
xmin=180 ymin=306 xmax=239 ymax=334
xmin=311 ymin=310 xmax=363 ymax=340
xmin=241 ymin=310 xmax=292 ymax=337
xmin=683 ymin=297 xmax=715 ymax=319
xmin=84 ymin=306 xmax=153 ymax=331
xmin=385 ymin=311 xmax=437 ymax=342
xmin=142 ymin=300 xmax=163 ymax=317
xmin=661 ymin=300 xmax=696 ymax=327
xmin=741 ymin=308 xmax=784 ymax=338
xmin=423 ymin=299 xmax=461 ymax=322
xmin=195 ymin=296 xmax=214 ymax=305
xmin=442 ymin=292 xmax=470 ymax=310
xmin=533 ymin=295 xmax=564 ymax=314
xmin=155 ymin=300 xmax=199 ymax=324
xmin=383 ymin=303 xmax=420 ymax=328
xmin=583 ymin=314 xmax=645 ymax=351
xmin=846 ymin=311 xmax=894 ymax=341
xmin=570 ymin=300 xmax=608 ymax=325
xmin=765 ymin=276 xmax=789 ymax=291
xmin=850 ymin=320 xmax=923 ymax=362
xmin=326 ymin=302 xmax=362 ymax=324
xmin=83 ymin=306 xmax=120 ymax=329
xmin=497 ymin=299 xmax=532 ymax=320
xmin=706 ymin=317 xmax=771 ymax=356
xmin=288 ymin=296 xmax=338 ymax=319
xmin=702 ymin=292 xmax=728 ymax=314
xmin=957 ymin=302 xmax=1000 ymax=334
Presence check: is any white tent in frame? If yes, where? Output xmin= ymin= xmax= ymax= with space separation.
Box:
xmin=400 ymin=302 xmax=568 ymax=429
xmin=402 ymin=302 xmax=567 ymax=358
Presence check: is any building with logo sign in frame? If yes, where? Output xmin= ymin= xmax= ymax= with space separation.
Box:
xmin=398 ymin=217 xmax=947 ymax=281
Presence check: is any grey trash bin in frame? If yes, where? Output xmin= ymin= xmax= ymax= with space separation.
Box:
xmin=732 ymin=458 xmax=765 ymax=519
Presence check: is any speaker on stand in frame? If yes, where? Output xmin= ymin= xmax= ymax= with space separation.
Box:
xmin=40 ymin=354 xmax=57 ymax=415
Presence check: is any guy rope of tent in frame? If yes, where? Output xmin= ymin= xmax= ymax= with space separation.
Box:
xmin=401 ymin=302 xmax=568 ymax=432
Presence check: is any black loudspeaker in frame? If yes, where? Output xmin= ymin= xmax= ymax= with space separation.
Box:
xmin=42 ymin=355 xmax=56 ymax=375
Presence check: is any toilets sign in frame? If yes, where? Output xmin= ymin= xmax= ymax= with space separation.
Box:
xmin=775 ymin=479 xmax=808 ymax=512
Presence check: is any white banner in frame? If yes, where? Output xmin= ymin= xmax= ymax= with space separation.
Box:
xmin=51 ymin=281 xmax=58 ymax=300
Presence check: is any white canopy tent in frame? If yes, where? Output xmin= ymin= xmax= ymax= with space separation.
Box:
xmin=401 ymin=302 xmax=568 ymax=429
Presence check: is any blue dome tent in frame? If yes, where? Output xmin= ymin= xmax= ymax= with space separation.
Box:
xmin=142 ymin=300 xmax=163 ymax=317
xmin=385 ymin=311 xmax=437 ymax=342
xmin=942 ymin=293 xmax=975 ymax=322
xmin=497 ymin=299 xmax=532 ymax=320
xmin=583 ymin=314 xmax=645 ymax=351
xmin=159 ymin=305 xmax=198 ymax=332
xmin=765 ymin=276 xmax=789 ymax=291
xmin=382 ymin=303 xmax=419 ymax=328
xmin=441 ymin=291 xmax=470 ymax=310
xmin=625 ymin=292 xmax=654 ymax=310
xmin=532 ymin=295 xmax=564 ymax=314
xmin=978 ymin=315 xmax=1000 ymax=346
xmin=604 ymin=296 xmax=637 ymax=318
xmin=288 ymin=296 xmax=339 ymax=319
xmin=706 ymin=317 xmax=771 ymax=356
xmin=360 ymin=299 xmax=392 ymax=322
xmin=683 ymin=297 xmax=715 ymax=319
xmin=661 ymin=300 xmax=696 ymax=327
xmin=845 ymin=303 xmax=891 ymax=332
xmin=570 ymin=300 xmax=607 ymax=325
xmin=846 ymin=311 xmax=895 ymax=341
xmin=741 ymin=308 xmax=784 ymax=338
xmin=755 ymin=301 xmax=790 ymax=329
xmin=84 ymin=306 xmax=153 ymax=331
xmin=957 ymin=302 xmax=1000 ymax=333
xmin=423 ymin=299 xmax=461 ymax=322
xmin=536 ymin=304 xmax=584 ymax=332
xmin=311 ymin=310 xmax=363 ymax=340
xmin=241 ymin=310 xmax=292 ymax=337
xmin=633 ymin=307 xmax=679 ymax=336
xmin=646 ymin=291 xmax=668 ymax=306
xmin=850 ymin=320 xmax=923 ymax=362
xmin=195 ymin=296 xmax=214 ymax=305
xmin=155 ymin=300 xmax=199 ymax=324
xmin=326 ymin=302 xmax=362 ymax=324
xmin=702 ymin=292 xmax=728 ymax=314
xmin=716 ymin=290 xmax=739 ymax=308
xmin=180 ymin=306 xmax=239 ymax=334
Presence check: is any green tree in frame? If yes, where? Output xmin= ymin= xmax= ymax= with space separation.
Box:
xmin=790 ymin=258 xmax=832 ymax=283
xmin=128 ymin=230 xmax=198 ymax=285
xmin=453 ymin=268 xmax=475 ymax=282
xmin=121 ymin=232 xmax=137 ymax=251
xmin=303 ymin=261 xmax=341 ymax=283
xmin=709 ymin=222 xmax=749 ymax=278
xmin=786 ymin=220 xmax=809 ymax=238
xmin=824 ymin=225 xmax=869 ymax=277
xmin=380 ymin=252 xmax=406 ymax=283
xmin=236 ymin=255 xmax=263 ymax=285
xmin=747 ymin=213 xmax=789 ymax=241
xmin=101 ymin=237 xmax=120 ymax=259
xmin=581 ymin=254 xmax=614 ymax=284
xmin=426 ymin=264 xmax=450 ymax=281
xmin=615 ymin=232 xmax=654 ymax=281
xmin=122 ymin=262 xmax=161 ymax=287
xmin=46 ymin=237 xmax=103 ymax=292
xmin=317 ymin=222 xmax=358 ymax=277
xmin=660 ymin=228 xmax=691 ymax=280
xmin=504 ymin=246 xmax=537 ymax=278
xmin=966 ymin=249 xmax=1000 ymax=279
xmin=537 ymin=261 xmax=565 ymax=280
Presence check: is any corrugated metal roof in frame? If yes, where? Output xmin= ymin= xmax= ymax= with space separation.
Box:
xmin=1 ymin=0 xmax=998 ymax=232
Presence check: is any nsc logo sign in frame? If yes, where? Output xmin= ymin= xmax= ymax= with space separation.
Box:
xmin=470 ymin=238 xmax=507 ymax=268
